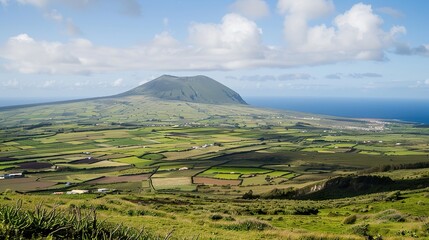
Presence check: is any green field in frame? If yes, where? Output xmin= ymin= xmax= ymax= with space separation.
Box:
xmin=1 ymin=96 xmax=429 ymax=239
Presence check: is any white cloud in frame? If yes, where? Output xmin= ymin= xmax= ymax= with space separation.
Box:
xmin=59 ymin=0 xmax=97 ymax=9
xmin=326 ymin=73 xmax=383 ymax=79
xmin=278 ymin=73 xmax=313 ymax=81
xmin=17 ymin=0 xmax=96 ymax=8
xmin=17 ymin=0 xmax=48 ymax=7
xmin=377 ymin=7 xmax=404 ymax=18
xmin=0 ymin=4 xmax=408 ymax=74
xmin=1 ymin=34 xmax=82 ymax=74
xmin=74 ymin=81 xmax=89 ymax=87
xmin=278 ymin=0 xmax=334 ymax=19
xmin=42 ymin=79 xmax=56 ymax=88
xmin=44 ymin=9 xmax=63 ymax=22
xmin=277 ymin=0 xmax=333 ymax=47
xmin=163 ymin=18 xmax=169 ymax=27
xmin=189 ymin=14 xmax=262 ymax=50
xmin=240 ymin=75 xmax=276 ymax=82
xmin=409 ymin=79 xmax=429 ymax=88
xmin=65 ymin=18 xmax=81 ymax=36
xmin=279 ymin=2 xmax=405 ymax=61
xmin=395 ymin=43 xmax=429 ymax=56
xmin=325 ymin=73 xmax=341 ymax=79
xmin=239 ymin=73 xmax=312 ymax=82
xmin=349 ymin=73 xmax=382 ymax=79
xmin=2 ymin=79 xmax=19 ymax=87
xmin=112 ymin=78 xmax=124 ymax=87
xmin=230 ymin=0 xmax=270 ymax=19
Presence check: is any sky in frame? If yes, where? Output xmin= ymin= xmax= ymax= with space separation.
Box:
xmin=0 ymin=0 xmax=428 ymax=103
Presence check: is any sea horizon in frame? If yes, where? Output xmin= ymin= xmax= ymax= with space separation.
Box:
xmin=1 ymin=96 xmax=429 ymax=124
xmin=245 ymin=97 xmax=429 ymax=124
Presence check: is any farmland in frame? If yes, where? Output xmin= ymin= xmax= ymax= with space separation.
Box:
xmin=1 ymin=97 xmax=429 ymax=239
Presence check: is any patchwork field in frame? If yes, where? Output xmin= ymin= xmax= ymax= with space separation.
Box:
xmin=1 ymin=97 xmax=429 ymax=239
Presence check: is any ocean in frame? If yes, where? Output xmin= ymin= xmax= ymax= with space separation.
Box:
xmin=0 ymin=98 xmax=73 ymax=107
xmin=245 ymin=97 xmax=429 ymax=124
xmin=1 ymin=97 xmax=429 ymax=124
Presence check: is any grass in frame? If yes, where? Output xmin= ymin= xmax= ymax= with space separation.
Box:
xmin=140 ymin=153 xmax=165 ymax=161
xmin=2 ymin=96 xmax=429 ymax=238
xmin=57 ymin=160 xmax=129 ymax=169
xmin=0 ymin=200 xmax=161 ymax=239
xmin=151 ymin=177 xmax=192 ymax=189
xmin=203 ymin=167 xmax=271 ymax=175
xmin=0 ymin=188 xmax=428 ymax=239
xmin=114 ymin=157 xmax=153 ymax=168
xmin=267 ymin=171 xmax=291 ymax=178
xmin=214 ymin=173 xmax=242 ymax=179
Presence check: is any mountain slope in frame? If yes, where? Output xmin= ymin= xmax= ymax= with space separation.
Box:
xmin=118 ymin=75 xmax=247 ymax=105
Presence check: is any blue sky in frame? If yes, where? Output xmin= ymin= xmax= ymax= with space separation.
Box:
xmin=0 ymin=0 xmax=428 ymax=102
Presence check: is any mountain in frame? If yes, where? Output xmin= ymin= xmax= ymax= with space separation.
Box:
xmin=117 ymin=75 xmax=247 ymax=105
xmin=0 ymin=74 xmax=377 ymax=132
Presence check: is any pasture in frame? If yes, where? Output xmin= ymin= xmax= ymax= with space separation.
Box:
xmin=1 ymin=98 xmax=429 ymax=239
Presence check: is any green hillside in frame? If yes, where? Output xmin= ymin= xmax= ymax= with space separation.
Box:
xmin=117 ymin=75 xmax=247 ymax=104
xmin=1 ymin=74 xmax=429 ymax=239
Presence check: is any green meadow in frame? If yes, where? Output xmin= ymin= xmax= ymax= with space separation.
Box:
xmin=1 ymin=97 xmax=429 ymax=239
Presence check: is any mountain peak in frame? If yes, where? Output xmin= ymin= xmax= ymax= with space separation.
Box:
xmin=118 ymin=75 xmax=247 ymax=105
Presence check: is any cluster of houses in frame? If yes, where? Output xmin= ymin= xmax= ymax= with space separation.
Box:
xmin=0 ymin=172 xmax=24 ymax=180
xmin=192 ymin=143 xmax=213 ymax=150
xmin=52 ymin=188 xmax=111 ymax=195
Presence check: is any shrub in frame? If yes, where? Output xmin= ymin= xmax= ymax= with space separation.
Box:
xmin=210 ymin=214 xmax=223 ymax=221
xmin=376 ymin=209 xmax=406 ymax=222
xmin=223 ymin=219 xmax=272 ymax=231
xmin=421 ymin=222 xmax=429 ymax=233
xmin=0 ymin=200 xmax=160 ymax=239
xmin=293 ymin=206 xmax=319 ymax=215
xmin=242 ymin=190 xmax=256 ymax=199
xmin=351 ymin=223 xmax=369 ymax=236
xmin=343 ymin=215 xmax=357 ymax=224
xmin=95 ymin=204 xmax=108 ymax=210
xmin=385 ymin=191 xmax=401 ymax=202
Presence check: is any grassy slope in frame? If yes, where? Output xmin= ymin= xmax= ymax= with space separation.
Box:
xmin=119 ymin=75 xmax=247 ymax=105
xmin=1 ymin=188 xmax=428 ymax=239
xmin=1 ymin=95 xmax=429 ymax=239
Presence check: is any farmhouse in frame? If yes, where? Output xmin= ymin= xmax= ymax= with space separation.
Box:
xmin=97 ymin=188 xmax=109 ymax=193
xmin=66 ymin=189 xmax=89 ymax=194
xmin=0 ymin=172 xmax=24 ymax=180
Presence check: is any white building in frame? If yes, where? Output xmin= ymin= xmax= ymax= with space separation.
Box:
xmin=66 ymin=189 xmax=89 ymax=194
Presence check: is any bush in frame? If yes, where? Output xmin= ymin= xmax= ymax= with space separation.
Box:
xmin=210 ymin=214 xmax=223 ymax=221
xmin=242 ymin=190 xmax=256 ymax=199
xmin=0 ymin=200 xmax=159 ymax=239
xmin=293 ymin=206 xmax=319 ymax=215
xmin=421 ymin=222 xmax=429 ymax=233
xmin=95 ymin=204 xmax=108 ymax=210
xmin=351 ymin=223 xmax=369 ymax=236
xmin=376 ymin=209 xmax=406 ymax=222
xmin=385 ymin=191 xmax=401 ymax=201
xmin=223 ymin=219 xmax=272 ymax=231
xmin=343 ymin=215 xmax=357 ymax=224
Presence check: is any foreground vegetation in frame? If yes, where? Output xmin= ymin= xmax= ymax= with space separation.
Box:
xmin=1 ymin=188 xmax=428 ymax=239
xmin=1 ymin=96 xmax=429 ymax=239
xmin=0 ymin=199 xmax=165 ymax=239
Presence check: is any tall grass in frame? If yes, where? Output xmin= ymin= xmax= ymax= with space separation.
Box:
xmin=0 ymin=200 xmax=169 ymax=240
